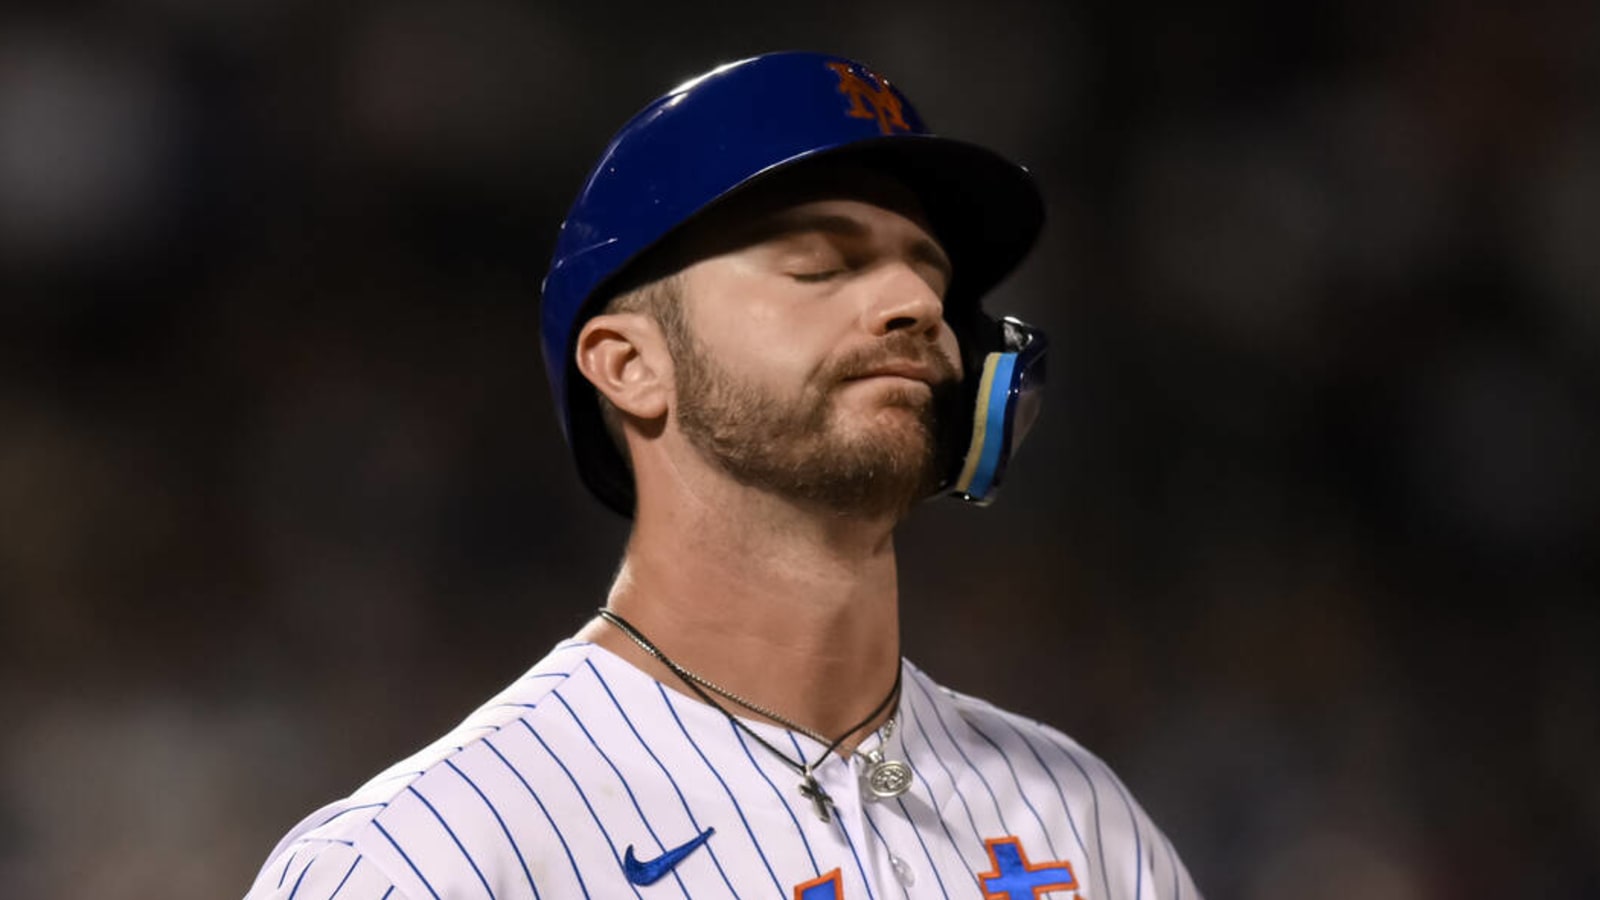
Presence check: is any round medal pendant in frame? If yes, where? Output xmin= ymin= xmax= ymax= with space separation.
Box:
xmin=866 ymin=757 xmax=914 ymax=799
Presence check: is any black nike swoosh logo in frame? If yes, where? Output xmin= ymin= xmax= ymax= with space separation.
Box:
xmin=622 ymin=827 xmax=716 ymax=886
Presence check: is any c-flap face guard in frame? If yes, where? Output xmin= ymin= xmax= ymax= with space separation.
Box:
xmin=948 ymin=316 xmax=1048 ymax=505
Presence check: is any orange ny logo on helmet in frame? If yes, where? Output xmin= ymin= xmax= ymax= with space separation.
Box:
xmin=825 ymin=61 xmax=911 ymax=135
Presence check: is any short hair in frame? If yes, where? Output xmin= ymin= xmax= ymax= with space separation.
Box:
xmin=592 ymin=272 xmax=685 ymax=469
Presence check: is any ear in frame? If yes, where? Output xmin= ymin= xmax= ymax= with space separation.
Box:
xmin=575 ymin=312 xmax=672 ymax=422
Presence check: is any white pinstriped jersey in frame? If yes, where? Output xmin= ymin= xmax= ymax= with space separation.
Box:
xmin=246 ymin=639 xmax=1199 ymax=900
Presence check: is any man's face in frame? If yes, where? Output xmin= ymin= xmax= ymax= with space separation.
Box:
xmin=663 ymin=177 xmax=964 ymax=517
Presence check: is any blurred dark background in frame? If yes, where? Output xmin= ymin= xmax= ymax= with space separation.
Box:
xmin=2 ymin=0 xmax=1597 ymax=897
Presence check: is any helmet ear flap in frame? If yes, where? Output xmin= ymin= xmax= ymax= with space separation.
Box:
xmin=944 ymin=315 xmax=1048 ymax=505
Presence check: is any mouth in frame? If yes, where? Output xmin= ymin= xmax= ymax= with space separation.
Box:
xmin=843 ymin=361 xmax=943 ymax=386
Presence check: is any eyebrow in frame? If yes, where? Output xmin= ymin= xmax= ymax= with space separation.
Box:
xmin=753 ymin=211 xmax=954 ymax=281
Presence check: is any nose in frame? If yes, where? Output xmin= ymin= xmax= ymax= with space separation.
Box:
xmin=861 ymin=262 xmax=946 ymax=339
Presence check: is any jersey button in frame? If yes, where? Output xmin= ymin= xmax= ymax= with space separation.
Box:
xmin=889 ymin=854 xmax=915 ymax=887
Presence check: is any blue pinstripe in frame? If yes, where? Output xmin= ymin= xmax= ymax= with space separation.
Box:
xmin=1026 ymin=723 xmax=1112 ymax=900
xmin=287 ymin=854 xmax=315 ymax=899
xmin=901 ymin=683 xmax=985 ymax=852
xmin=657 ymin=684 xmax=785 ymax=897
xmin=587 ymin=661 xmax=741 ymax=899
xmin=444 ymin=758 xmax=540 ymax=899
xmin=824 ymin=787 xmax=877 ymax=900
xmin=892 ymin=796 xmax=952 ymax=899
xmin=551 ymin=690 xmax=691 ymax=900
xmin=406 ymin=785 xmax=495 ymax=898
xmin=731 ymin=728 xmax=816 ymax=871
xmin=482 ymin=737 xmax=592 ymax=899
xmin=858 ymin=806 xmax=911 ymax=900
xmin=374 ymin=819 xmax=441 ymax=900
xmin=896 ymin=710 xmax=982 ymax=873
xmin=318 ymin=804 xmax=388 ymax=829
xmin=774 ymin=731 xmax=876 ymax=900
xmin=967 ymin=720 xmax=1061 ymax=860
xmin=1000 ymin=719 xmax=1089 ymax=859
xmin=908 ymin=676 xmax=1012 ymax=838
xmin=252 ymin=646 xmax=1191 ymax=900
xmin=278 ymin=850 xmax=299 ymax=889
xmin=517 ymin=719 xmax=646 ymax=900
xmin=325 ymin=855 xmax=362 ymax=900
xmin=1091 ymin=753 xmax=1144 ymax=900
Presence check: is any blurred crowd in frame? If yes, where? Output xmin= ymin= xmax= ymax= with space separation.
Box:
xmin=1 ymin=0 xmax=1596 ymax=897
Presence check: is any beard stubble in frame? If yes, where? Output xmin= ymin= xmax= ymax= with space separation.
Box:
xmin=670 ymin=322 xmax=960 ymax=518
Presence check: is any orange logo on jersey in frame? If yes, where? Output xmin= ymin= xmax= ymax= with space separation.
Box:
xmin=825 ymin=61 xmax=911 ymax=135
xmin=794 ymin=867 xmax=844 ymax=899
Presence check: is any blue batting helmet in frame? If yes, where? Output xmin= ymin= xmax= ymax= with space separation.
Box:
xmin=540 ymin=51 xmax=1047 ymax=515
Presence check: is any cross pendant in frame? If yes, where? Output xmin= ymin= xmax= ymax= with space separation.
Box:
xmin=798 ymin=773 xmax=833 ymax=824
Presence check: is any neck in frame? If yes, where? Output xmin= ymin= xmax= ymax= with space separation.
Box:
xmin=580 ymin=480 xmax=903 ymax=745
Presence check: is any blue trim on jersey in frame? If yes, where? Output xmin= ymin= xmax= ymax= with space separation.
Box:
xmin=586 ymin=660 xmax=741 ymax=899
xmin=967 ymin=721 xmax=1061 ymax=861
xmin=517 ymin=719 xmax=646 ymax=900
xmin=551 ymin=691 xmax=691 ymax=900
xmin=407 ymin=784 xmax=496 ymax=899
xmin=483 ymin=736 xmax=592 ymax=899
xmin=657 ymin=683 xmax=785 ymax=897
xmin=1000 ymin=719 xmax=1088 ymax=859
xmin=326 ymin=855 xmax=362 ymax=900
xmin=902 ymin=678 xmax=985 ymax=849
xmin=445 ymin=758 xmax=541 ymax=899
xmin=892 ymin=796 xmax=952 ymax=900
xmin=908 ymin=676 xmax=1012 ymax=838
xmin=859 ymin=806 xmax=911 ymax=900
xmin=381 ymin=888 xmax=394 ymax=899
xmin=374 ymin=819 xmax=442 ymax=900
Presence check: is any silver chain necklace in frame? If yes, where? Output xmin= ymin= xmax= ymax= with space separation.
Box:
xmin=597 ymin=609 xmax=915 ymax=820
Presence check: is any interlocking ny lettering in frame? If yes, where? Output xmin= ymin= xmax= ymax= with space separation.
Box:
xmin=826 ymin=61 xmax=910 ymax=135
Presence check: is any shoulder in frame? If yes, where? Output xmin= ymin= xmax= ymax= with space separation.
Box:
xmin=902 ymin=659 xmax=1115 ymax=785
xmin=244 ymin=837 xmax=401 ymax=899
xmin=246 ymin=639 xmax=602 ymax=899
xmin=901 ymin=661 xmax=1205 ymax=900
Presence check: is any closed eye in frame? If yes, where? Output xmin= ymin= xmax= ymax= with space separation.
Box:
xmin=791 ymin=270 xmax=844 ymax=283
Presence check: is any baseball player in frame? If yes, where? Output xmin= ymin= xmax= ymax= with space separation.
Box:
xmin=246 ymin=51 xmax=1200 ymax=899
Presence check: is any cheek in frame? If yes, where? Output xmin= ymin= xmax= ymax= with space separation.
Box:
xmin=698 ymin=315 xmax=827 ymax=397
xmin=703 ymin=301 xmax=841 ymax=385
